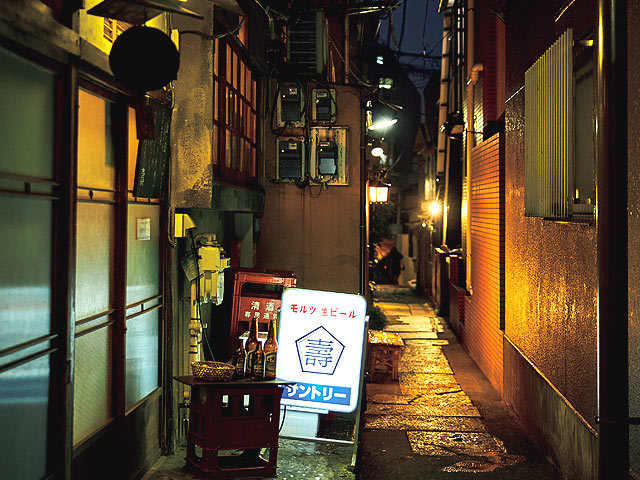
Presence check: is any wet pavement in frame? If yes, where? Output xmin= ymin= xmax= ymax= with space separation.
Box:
xmin=142 ymin=285 xmax=562 ymax=479
xmin=359 ymin=285 xmax=563 ymax=479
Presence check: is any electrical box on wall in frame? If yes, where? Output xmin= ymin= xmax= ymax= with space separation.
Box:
xmin=317 ymin=141 xmax=338 ymax=175
xmin=309 ymin=127 xmax=348 ymax=185
xmin=276 ymin=83 xmax=305 ymax=127
xmin=276 ymin=137 xmax=305 ymax=180
xmin=311 ymin=88 xmax=336 ymax=123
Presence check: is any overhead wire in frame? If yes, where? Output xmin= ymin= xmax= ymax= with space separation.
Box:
xmin=421 ymin=0 xmax=430 ymax=51
xmin=388 ymin=9 xmax=400 ymax=49
xmin=398 ymin=0 xmax=408 ymax=50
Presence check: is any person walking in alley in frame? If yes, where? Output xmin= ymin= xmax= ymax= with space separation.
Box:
xmin=389 ymin=246 xmax=404 ymax=285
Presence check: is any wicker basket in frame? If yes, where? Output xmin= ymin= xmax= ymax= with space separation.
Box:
xmin=191 ymin=361 xmax=235 ymax=382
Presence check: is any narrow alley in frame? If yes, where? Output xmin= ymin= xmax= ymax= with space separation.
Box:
xmin=359 ymin=285 xmax=563 ymax=479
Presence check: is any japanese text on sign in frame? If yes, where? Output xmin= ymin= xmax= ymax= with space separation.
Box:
xmin=240 ymin=298 xmax=279 ymax=320
xmin=296 ymin=326 xmax=344 ymax=375
xmin=289 ymin=304 xmax=358 ymax=318
xmin=282 ymin=382 xmax=351 ymax=406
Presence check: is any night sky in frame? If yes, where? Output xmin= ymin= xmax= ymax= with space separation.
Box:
xmin=377 ymin=0 xmax=443 ymax=118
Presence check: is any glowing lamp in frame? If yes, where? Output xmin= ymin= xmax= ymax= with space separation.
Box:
xmin=429 ymin=201 xmax=442 ymax=216
xmin=369 ymin=181 xmax=390 ymax=203
xmin=368 ymin=118 xmax=398 ymax=131
xmin=371 ymin=146 xmax=384 ymax=157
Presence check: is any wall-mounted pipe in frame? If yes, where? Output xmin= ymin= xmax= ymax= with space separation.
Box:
xmin=596 ymin=0 xmax=629 ymax=477
xmin=465 ymin=62 xmax=482 ymax=295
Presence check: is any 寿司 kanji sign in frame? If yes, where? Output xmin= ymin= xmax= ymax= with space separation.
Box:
xmin=276 ymin=288 xmax=367 ymax=413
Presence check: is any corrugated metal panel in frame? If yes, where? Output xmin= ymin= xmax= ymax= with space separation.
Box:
xmin=465 ymin=133 xmax=505 ymax=395
xmin=524 ymin=29 xmax=573 ymax=218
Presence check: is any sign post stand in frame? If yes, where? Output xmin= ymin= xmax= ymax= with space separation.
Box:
xmin=350 ymin=319 xmax=368 ymax=470
xmin=275 ymin=288 xmax=368 ymax=463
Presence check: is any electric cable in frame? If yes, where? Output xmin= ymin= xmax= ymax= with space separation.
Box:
xmin=388 ymin=9 xmax=400 ymax=49
xmin=421 ymin=0 xmax=430 ymax=51
xmin=178 ymin=17 xmax=245 ymax=42
xmin=278 ymin=405 xmax=288 ymax=433
xmin=398 ymin=0 xmax=408 ymax=50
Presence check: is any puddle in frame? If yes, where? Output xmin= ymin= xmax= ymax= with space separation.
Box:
xmin=364 ymin=414 xmax=487 ymax=432
xmin=406 ymin=431 xmax=503 ymax=456
xmin=442 ymin=452 xmax=528 ymax=472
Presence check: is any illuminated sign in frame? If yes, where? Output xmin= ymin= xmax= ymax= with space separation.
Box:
xmin=276 ymin=288 xmax=367 ymax=413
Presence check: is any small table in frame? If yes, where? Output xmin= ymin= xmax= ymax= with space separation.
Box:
xmin=174 ymin=376 xmax=293 ymax=479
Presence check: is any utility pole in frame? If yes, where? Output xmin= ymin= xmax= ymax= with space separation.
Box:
xmin=596 ymin=0 xmax=629 ymax=477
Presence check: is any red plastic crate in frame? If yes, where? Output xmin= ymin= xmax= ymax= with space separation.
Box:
xmin=185 ymin=381 xmax=284 ymax=479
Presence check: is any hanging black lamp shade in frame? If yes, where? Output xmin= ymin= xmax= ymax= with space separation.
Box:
xmin=109 ymin=26 xmax=180 ymax=93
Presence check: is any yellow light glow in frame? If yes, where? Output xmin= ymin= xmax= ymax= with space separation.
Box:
xmin=369 ymin=184 xmax=389 ymax=203
xmin=429 ymin=201 xmax=442 ymax=216
xmin=368 ymin=118 xmax=397 ymax=131
xmin=371 ymin=146 xmax=384 ymax=157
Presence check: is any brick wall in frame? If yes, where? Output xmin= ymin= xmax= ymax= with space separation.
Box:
xmin=464 ymin=133 xmax=505 ymax=394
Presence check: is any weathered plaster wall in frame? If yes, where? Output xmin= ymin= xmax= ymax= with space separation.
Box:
xmin=171 ymin=0 xmax=214 ymax=209
xmin=503 ymin=0 xmax=598 ymax=477
xmin=257 ymin=85 xmax=362 ymax=293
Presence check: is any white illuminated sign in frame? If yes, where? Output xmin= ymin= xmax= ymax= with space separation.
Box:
xmin=276 ymin=288 xmax=367 ymax=413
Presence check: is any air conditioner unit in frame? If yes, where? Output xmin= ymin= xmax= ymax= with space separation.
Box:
xmin=286 ymin=11 xmax=326 ymax=75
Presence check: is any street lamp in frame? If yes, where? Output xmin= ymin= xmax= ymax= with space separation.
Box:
xmin=369 ymin=181 xmax=390 ymax=203
xmin=368 ymin=117 xmax=397 ymax=131
xmin=370 ymin=139 xmax=385 ymax=157
xmin=429 ymin=200 xmax=442 ymax=217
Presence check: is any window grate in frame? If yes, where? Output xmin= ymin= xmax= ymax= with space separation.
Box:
xmin=524 ymin=29 xmax=574 ymax=218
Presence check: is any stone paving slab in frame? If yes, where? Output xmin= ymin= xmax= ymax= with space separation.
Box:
xmin=401 ymin=344 xmax=442 ymax=355
xmin=366 ymin=401 xmax=481 ymax=418
xmin=404 ymin=339 xmax=442 ymax=347
xmin=401 ymin=347 xmax=446 ymax=359
xmin=376 ymin=302 xmax=412 ymax=312
xmin=397 ymin=331 xmax=439 ymax=340
xmin=399 ymin=359 xmax=453 ymax=374
xmin=406 ymin=431 xmax=503 ymax=457
xmin=369 ymin=394 xmax=412 ymax=404
xmin=395 ymin=373 xmax=459 ymax=391
xmin=385 ymin=323 xmax=433 ymax=332
xmin=391 ymin=315 xmax=434 ymax=326
xmin=365 ymin=414 xmax=487 ymax=432
xmin=408 ymin=391 xmax=476 ymax=408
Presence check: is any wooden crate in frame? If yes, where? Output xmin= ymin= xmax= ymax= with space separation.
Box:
xmin=366 ymin=330 xmax=405 ymax=382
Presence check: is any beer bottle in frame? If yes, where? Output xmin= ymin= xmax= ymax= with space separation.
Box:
xmin=233 ymin=340 xmax=246 ymax=378
xmin=253 ymin=341 xmax=265 ymax=380
xmin=244 ymin=318 xmax=259 ymax=377
xmin=263 ymin=316 xmax=278 ymax=379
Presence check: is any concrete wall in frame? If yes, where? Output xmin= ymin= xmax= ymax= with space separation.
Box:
xmin=504 ymin=339 xmax=598 ymax=480
xmin=503 ymin=0 xmax=598 ymax=475
xmin=257 ymin=85 xmax=363 ymax=293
